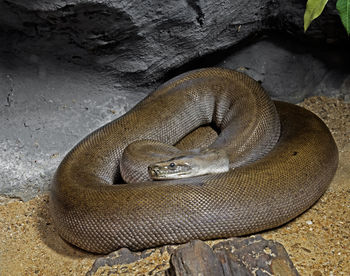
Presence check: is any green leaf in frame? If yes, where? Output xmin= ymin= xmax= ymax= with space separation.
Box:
xmin=304 ymin=0 xmax=329 ymax=32
xmin=336 ymin=0 xmax=350 ymax=35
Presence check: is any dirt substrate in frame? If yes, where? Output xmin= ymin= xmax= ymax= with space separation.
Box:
xmin=0 ymin=96 xmax=349 ymax=275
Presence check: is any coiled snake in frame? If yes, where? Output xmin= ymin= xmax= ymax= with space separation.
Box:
xmin=50 ymin=68 xmax=338 ymax=253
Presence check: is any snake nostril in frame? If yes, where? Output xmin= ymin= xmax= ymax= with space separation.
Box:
xmin=148 ymin=166 xmax=159 ymax=176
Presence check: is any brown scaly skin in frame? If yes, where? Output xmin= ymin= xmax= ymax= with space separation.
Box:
xmin=50 ymin=68 xmax=338 ymax=253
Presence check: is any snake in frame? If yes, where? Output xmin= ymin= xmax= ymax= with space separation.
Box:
xmin=50 ymin=68 xmax=338 ymax=254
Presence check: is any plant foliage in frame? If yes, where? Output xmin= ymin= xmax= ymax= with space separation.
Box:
xmin=304 ymin=0 xmax=350 ymax=35
xmin=304 ymin=0 xmax=329 ymax=32
xmin=336 ymin=0 xmax=350 ymax=34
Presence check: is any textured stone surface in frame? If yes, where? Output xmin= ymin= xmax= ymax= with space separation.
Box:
xmin=86 ymin=236 xmax=299 ymax=276
xmin=168 ymin=240 xmax=223 ymax=276
xmin=217 ymin=37 xmax=349 ymax=103
xmin=1 ymin=0 xmax=348 ymax=86
xmin=210 ymin=236 xmax=299 ymax=276
xmin=86 ymin=248 xmax=155 ymax=276
xmin=0 ymin=52 xmax=147 ymax=200
xmin=0 ymin=0 xmax=272 ymax=85
xmin=169 ymin=237 xmax=299 ymax=276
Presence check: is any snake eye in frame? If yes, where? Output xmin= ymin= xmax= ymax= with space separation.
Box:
xmin=169 ymin=162 xmax=176 ymax=169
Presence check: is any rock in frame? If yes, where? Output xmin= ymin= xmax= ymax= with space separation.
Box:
xmin=168 ymin=236 xmax=299 ymax=276
xmin=168 ymin=240 xmax=224 ymax=276
xmin=0 ymin=0 xmax=272 ymax=86
xmin=86 ymin=248 xmax=154 ymax=276
xmin=217 ymin=38 xmax=349 ymax=102
xmin=0 ymin=51 xmax=146 ymax=200
xmin=0 ymin=0 xmax=348 ymax=87
xmin=86 ymin=245 xmax=174 ymax=275
xmin=211 ymin=235 xmax=299 ymax=276
xmin=87 ymin=235 xmax=299 ymax=275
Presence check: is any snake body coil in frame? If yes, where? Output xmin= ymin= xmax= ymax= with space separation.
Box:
xmin=50 ymin=68 xmax=338 ymax=253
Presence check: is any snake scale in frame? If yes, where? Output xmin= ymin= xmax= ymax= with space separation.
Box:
xmin=50 ymin=68 xmax=338 ymax=254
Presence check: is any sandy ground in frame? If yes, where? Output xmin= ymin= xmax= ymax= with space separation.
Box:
xmin=0 ymin=96 xmax=349 ymax=275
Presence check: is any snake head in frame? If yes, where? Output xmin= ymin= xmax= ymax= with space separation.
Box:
xmin=148 ymin=158 xmax=192 ymax=180
xmin=148 ymin=149 xmax=229 ymax=180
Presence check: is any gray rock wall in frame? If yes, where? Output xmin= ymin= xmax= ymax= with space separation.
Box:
xmin=217 ymin=37 xmax=349 ymax=102
xmin=1 ymin=0 xmax=347 ymax=86
xmin=0 ymin=0 xmax=272 ymax=85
